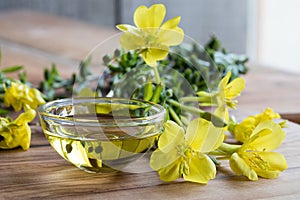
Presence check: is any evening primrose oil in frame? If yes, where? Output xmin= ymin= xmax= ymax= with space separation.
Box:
xmin=42 ymin=116 xmax=160 ymax=173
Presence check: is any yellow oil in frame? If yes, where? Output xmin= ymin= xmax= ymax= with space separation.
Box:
xmin=43 ymin=127 xmax=159 ymax=173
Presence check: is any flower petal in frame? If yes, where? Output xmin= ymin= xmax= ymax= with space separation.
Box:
xmin=150 ymin=148 xmax=179 ymax=171
xmin=233 ymin=116 xmax=256 ymax=143
xmin=214 ymin=104 xmax=229 ymax=124
xmin=161 ymin=16 xmax=181 ymax=29
xmin=218 ymin=71 xmax=231 ymax=91
xmin=119 ymin=31 xmax=145 ymax=50
xmin=230 ymin=153 xmax=258 ymax=180
xmin=183 ymin=154 xmax=216 ymax=184
xmin=157 ymin=159 xmax=181 ymax=182
xmin=225 ymin=77 xmax=245 ymax=99
xmin=158 ymin=16 xmax=184 ymax=46
xmin=134 ymin=4 xmax=166 ymax=28
xmin=186 ymin=118 xmax=225 ymax=152
xmin=14 ymin=108 xmax=36 ymax=125
xmin=256 ymin=107 xmax=281 ymax=121
xmin=255 ymin=152 xmax=288 ymax=179
xmin=116 ymin=24 xmax=139 ymax=32
xmin=158 ymin=120 xmax=184 ymax=153
xmin=249 ymin=120 xmax=286 ymax=151
xmin=141 ymin=47 xmax=169 ymax=67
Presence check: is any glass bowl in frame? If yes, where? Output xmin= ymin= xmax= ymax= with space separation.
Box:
xmin=38 ymin=97 xmax=165 ymax=173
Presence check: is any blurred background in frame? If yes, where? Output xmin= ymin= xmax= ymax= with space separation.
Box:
xmin=0 ymin=0 xmax=299 ymax=73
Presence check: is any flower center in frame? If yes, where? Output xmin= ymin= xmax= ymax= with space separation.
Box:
xmin=176 ymin=144 xmax=194 ymax=176
xmin=244 ymin=152 xmax=270 ymax=171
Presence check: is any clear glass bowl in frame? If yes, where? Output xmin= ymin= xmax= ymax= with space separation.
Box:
xmin=38 ymin=97 xmax=165 ymax=173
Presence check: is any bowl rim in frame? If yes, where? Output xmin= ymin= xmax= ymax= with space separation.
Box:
xmin=38 ymin=97 xmax=166 ymax=126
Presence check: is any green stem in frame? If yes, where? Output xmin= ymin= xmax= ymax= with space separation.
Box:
xmin=153 ymin=66 xmax=161 ymax=84
xmin=169 ymin=107 xmax=183 ymax=127
xmin=180 ymin=115 xmax=190 ymax=126
xmin=218 ymin=143 xmax=241 ymax=155
xmin=210 ymin=143 xmax=240 ymax=157
xmin=209 ymin=149 xmax=230 ymax=156
xmin=167 ymin=99 xmax=204 ymax=115
xmin=180 ymin=96 xmax=210 ymax=103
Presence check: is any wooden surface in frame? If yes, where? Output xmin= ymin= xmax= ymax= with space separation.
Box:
xmin=1 ymin=11 xmax=300 ymax=199
xmin=1 ymin=122 xmax=300 ymax=199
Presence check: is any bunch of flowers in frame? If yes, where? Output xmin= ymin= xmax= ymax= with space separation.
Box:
xmin=0 ymin=3 xmax=287 ymax=184
xmin=115 ymin=4 xmax=287 ymax=183
xmin=0 ymin=79 xmax=45 ymax=149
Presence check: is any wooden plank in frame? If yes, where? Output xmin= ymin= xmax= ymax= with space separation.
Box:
xmin=281 ymin=113 xmax=300 ymax=124
xmin=0 ymin=121 xmax=299 ymax=199
xmin=237 ymin=67 xmax=300 ymax=114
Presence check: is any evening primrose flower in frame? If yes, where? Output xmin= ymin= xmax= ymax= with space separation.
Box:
xmin=231 ymin=108 xmax=282 ymax=143
xmin=4 ymin=82 xmax=45 ymax=111
xmin=229 ymin=120 xmax=287 ymax=180
xmin=0 ymin=108 xmax=36 ymax=150
xmin=116 ymin=4 xmax=184 ymax=67
xmin=150 ymin=119 xmax=225 ymax=184
xmin=217 ymin=71 xmax=245 ymax=109
xmin=198 ymin=71 xmax=245 ymax=124
xmin=197 ymin=71 xmax=245 ymax=109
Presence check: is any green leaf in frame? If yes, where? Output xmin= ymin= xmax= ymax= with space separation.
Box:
xmin=0 ymin=108 xmax=9 ymax=115
xmin=103 ymin=55 xmax=111 ymax=65
xmin=1 ymin=65 xmax=23 ymax=73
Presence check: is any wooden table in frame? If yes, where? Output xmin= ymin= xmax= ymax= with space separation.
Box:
xmin=1 ymin=11 xmax=300 ymax=199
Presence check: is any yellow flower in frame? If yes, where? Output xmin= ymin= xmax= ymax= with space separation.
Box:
xmin=231 ymin=108 xmax=281 ymax=143
xmin=198 ymin=71 xmax=245 ymax=124
xmin=4 ymin=82 xmax=45 ymax=111
xmin=150 ymin=119 xmax=225 ymax=183
xmin=216 ymin=71 xmax=245 ymax=109
xmin=0 ymin=108 xmax=36 ymax=150
xmin=116 ymin=4 xmax=184 ymax=67
xmin=229 ymin=120 xmax=287 ymax=180
xmin=197 ymin=71 xmax=245 ymax=109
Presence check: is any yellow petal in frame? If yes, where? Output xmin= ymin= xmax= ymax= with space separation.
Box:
xmin=116 ymin=24 xmax=135 ymax=32
xmin=218 ymin=71 xmax=231 ymax=91
xmin=157 ymin=160 xmax=181 ymax=182
xmin=183 ymin=154 xmax=216 ymax=184
xmin=230 ymin=153 xmax=258 ymax=180
xmin=150 ymin=148 xmax=179 ymax=171
xmin=233 ymin=116 xmax=256 ymax=143
xmin=158 ymin=120 xmax=184 ymax=153
xmin=256 ymin=107 xmax=281 ymax=121
xmin=158 ymin=16 xmax=184 ymax=46
xmin=134 ymin=4 xmax=166 ymax=28
xmin=186 ymin=118 xmax=225 ymax=152
xmin=158 ymin=27 xmax=184 ymax=46
xmin=249 ymin=121 xmax=286 ymax=151
xmin=28 ymin=88 xmax=45 ymax=108
xmin=255 ymin=152 xmax=288 ymax=179
xmin=119 ymin=31 xmax=145 ymax=50
xmin=214 ymin=104 xmax=229 ymax=124
xmin=18 ymin=123 xmax=31 ymax=150
xmin=225 ymin=77 xmax=245 ymax=99
xmin=14 ymin=108 xmax=36 ymax=125
xmin=141 ymin=47 xmax=169 ymax=67
xmin=161 ymin=16 xmax=181 ymax=29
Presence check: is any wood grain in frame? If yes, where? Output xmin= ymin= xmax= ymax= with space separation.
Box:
xmin=1 ymin=122 xmax=300 ymax=199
